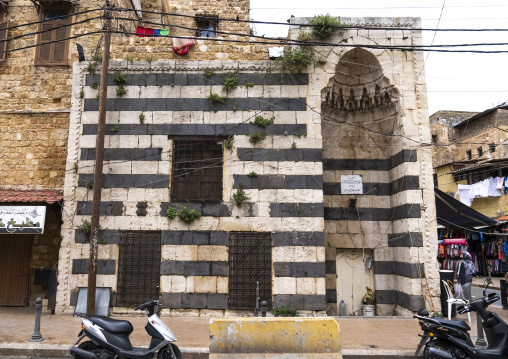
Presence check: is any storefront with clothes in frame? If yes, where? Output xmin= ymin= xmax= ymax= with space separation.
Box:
xmin=0 ymin=190 xmax=63 ymax=308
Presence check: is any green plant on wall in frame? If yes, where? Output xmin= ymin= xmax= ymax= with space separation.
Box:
xmin=166 ymin=207 xmax=201 ymax=224
xmin=87 ymin=62 xmax=97 ymax=74
xmin=116 ymin=85 xmax=127 ymax=96
xmin=139 ymin=112 xmax=145 ymax=124
xmin=233 ymin=184 xmax=249 ymax=207
xmin=91 ymin=51 xmax=103 ymax=62
xmin=248 ymin=131 xmax=266 ymax=144
xmin=91 ymin=80 xmax=99 ymax=90
xmin=114 ymin=71 xmax=127 ymax=85
xmin=272 ymin=305 xmax=299 ymax=317
xmin=309 ymin=13 xmax=342 ymax=40
xmin=222 ymin=72 xmax=238 ymax=91
xmin=207 ymin=91 xmax=227 ymax=107
xmin=166 ymin=207 xmax=178 ymax=219
xmin=247 ymin=171 xmax=258 ymax=177
xmin=82 ymin=179 xmax=94 ymax=189
xmin=77 ymin=220 xmax=92 ymax=234
xmin=275 ymin=46 xmax=315 ymax=74
xmin=251 ymin=115 xmax=274 ymax=128
xmin=203 ymin=67 xmax=215 ymax=79
xmin=224 ymin=136 xmax=234 ymax=150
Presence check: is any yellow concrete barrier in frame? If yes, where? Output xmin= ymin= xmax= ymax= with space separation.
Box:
xmin=209 ymin=317 xmax=342 ymax=359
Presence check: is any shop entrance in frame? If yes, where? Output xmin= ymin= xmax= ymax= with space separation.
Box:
xmin=336 ymin=248 xmax=374 ymax=315
xmin=0 ymin=235 xmax=32 ymax=306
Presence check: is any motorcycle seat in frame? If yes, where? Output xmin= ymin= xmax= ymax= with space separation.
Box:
xmin=89 ymin=315 xmax=134 ymax=334
xmin=436 ymin=319 xmax=471 ymax=331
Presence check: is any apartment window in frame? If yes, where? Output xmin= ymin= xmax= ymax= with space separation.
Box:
xmin=171 ymin=139 xmax=223 ymax=202
xmin=432 ymin=134 xmax=438 ymax=143
xmin=489 ymin=143 xmax=496 ymax=153
xmin=35 ymin=5 xmax=72 ymax=66
xmin=195 ymin=16 xmax=217 ymax=37
xmin=0 ymin=8 xmax=8 ymax=62
xmin=477 ymin=147 xmax=483 ymax=157
xmin=466 ymin=150 xmax=472 ymax=160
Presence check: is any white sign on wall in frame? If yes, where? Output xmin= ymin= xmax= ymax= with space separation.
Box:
xmin=0 ymin=206 xmax=46 ymax=234
xmin=340 ymin=175 xmax=363 ymax=195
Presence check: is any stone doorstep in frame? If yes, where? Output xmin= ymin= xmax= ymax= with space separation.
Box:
xmin=0 ymin=343 xmax=208 ymax=359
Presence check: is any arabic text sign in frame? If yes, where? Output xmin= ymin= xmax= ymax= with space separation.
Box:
xmin=340 ymin=175 xmax=363 ymax=195
xmin=0 ymin=206 xmax=46 ymax=234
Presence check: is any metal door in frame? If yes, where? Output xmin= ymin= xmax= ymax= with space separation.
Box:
xmin=229 ymin=232 xmax=272 ymax=309
xmin=117 ymin=231 xmax=161 ymax=306
xmin=0 ymin=235 xmax=32 ymax=306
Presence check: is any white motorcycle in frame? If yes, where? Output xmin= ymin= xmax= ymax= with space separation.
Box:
xmin=70 ymin=300 xmax=180 ymax=359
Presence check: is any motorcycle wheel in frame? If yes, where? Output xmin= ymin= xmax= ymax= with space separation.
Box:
xmin=423 ymin=340 xmax=452 ymax=359
xmin=75 ymin=340 xmax=100 ymax=358
xmin=157 ymin=343 xmax=181 ymax=359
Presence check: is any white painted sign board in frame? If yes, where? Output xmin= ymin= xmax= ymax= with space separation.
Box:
xmin=0 ymin=206 xmax=46 ymax=234
xmin=340 ymin=175 xmax=363 ymax=194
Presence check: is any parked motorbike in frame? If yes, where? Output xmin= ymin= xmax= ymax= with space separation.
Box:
xmin=414 ymin=278 xmax=508 ymax=359
xmin=70 ymin=299 xmax=180 ymax=359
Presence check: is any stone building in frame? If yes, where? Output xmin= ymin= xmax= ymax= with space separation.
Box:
xmin=0 ymin=0 xmax=439 ymax=316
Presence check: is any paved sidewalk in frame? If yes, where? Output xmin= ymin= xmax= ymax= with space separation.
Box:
xmin=1 ymin=305 xmax=506 ymax=358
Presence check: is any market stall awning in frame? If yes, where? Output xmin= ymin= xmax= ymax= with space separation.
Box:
xmin=435 ymin=188 xmax=497 ymax=228
xmin=0 ymin=189 xmax=63 ymax=204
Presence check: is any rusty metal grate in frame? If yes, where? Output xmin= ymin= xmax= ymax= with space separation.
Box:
xmin=229 ymin=232 xmax=272 ymax=309
xmin=117 ymin=231 xmax=161 ymax=307
xmin=171 ymin=139 xmax=223 ymax=202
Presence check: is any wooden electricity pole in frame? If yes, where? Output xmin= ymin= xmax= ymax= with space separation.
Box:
xmin=87 ymin=1 xmax=112 ymax=315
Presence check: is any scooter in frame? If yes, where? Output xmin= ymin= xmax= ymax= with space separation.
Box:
xmin=414 ymin=278 xmax=508 ymax=359
xmin=70 ymin=299 xmax=181 ymax=359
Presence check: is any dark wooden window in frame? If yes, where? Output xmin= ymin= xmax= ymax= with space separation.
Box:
xmin=0 ymin=9 xmax=8 ymax=62
xmin=489 ymin=143 xmax=496 ymax=153
xmin=35 ymin=5 xmax=71 ymax=66
xmin=477 ymin=146 xmax=483 ymax=157
xmin=171 ymin=139 xmax=223 ymax=202
xmin=466 ymin=149 xmax=472 ymax=160
xmin=431 ymin=134 xmax=438 ymax=143
xmin=195 ymin=16 xmax=217 ymax=37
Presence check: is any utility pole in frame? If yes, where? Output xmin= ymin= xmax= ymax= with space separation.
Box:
xmin=87 ymin=0 xmax=112 ymax=315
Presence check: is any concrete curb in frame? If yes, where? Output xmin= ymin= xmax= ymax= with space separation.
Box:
xmin=0 ymin=343 xmax=209 ymax=358
xmin=342 ymin=349 xmax=419 ymax=358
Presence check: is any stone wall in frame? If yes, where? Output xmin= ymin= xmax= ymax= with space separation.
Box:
xmin=56 ymin=60 xmax=325 ymax=316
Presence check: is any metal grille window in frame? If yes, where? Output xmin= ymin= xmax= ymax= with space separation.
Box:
xmin=171 ymin=139 xmax=223 ymax=202
xmin=117 ymin=231 xmax=161 ymax=307
xmin=229 ymin=232 xmax=272 ymax=309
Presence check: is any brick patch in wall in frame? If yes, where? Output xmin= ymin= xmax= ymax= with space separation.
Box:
xmin=270 ymin=203 xmax=324 ymax=217
xmin=76 ymin=202 xmax=123 ymax=216
xmin=162 ymin=231 xmax=229 ymax=245
xmin=324 ymin=204 xmax=421 ymax=221
xmin=75 ymin=229 xmax=121 ymax=244
xmin=273 ymin=262 xmax=326 ymax=277
xmin=82 ymin=124 xmax=307 ymax=137
xmin=388 ymin=232 xmax=423 ymax=247
xmin=78 ymin=174 xmax=169 ymax=189
xmin=81 ymin=148 xmax=162 ymax=161
xmin=234 ymin=175 xmax=322 ymax=190
xmin=323 ymin=176 xmax=419 ymax=196
xmin=160 ymin=261 xmax=228 ymax=276
xmin=71 ymin=259 xmax=116 ymax=275
xmin=160 ymin=203 xmax=231 ymax=217
xmin=272 ymin=232 xmax=325 ymax=246
xmin=85 ymin=73 xmax=309 ymax=87
xmin=273 ymin=294 xmax=326 ymax=311
xmin=237 ymin=148 xmax=322 ymax=162
xmin=373 ymin=261 xmax=425 ymax=279
xmin=161 ymin=292 xmax=228 ymax=310
xmin=376 ymin=290 xmax=425 ymax=312
xmin=83 ymin=98 xmax=307 ymax=112
xmin=323 ymin=149 xmax=417 ymax=171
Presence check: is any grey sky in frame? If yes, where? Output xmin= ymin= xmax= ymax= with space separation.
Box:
xmin=250 ymin=0 xmax=508 ymax=116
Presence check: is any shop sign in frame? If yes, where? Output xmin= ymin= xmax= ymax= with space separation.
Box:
xmin=0 ymin=206 xmax=46 ymax=234
xmin=341 ymin=175 xmax=363 ymax=194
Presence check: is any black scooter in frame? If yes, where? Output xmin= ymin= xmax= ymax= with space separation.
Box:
xmin=414 ymin=278 xmax=508 ymax=359
xmin=70 ymin=300 xmax=180 ymax=359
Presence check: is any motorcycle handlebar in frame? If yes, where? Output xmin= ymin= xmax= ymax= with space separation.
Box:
xmin=134 ymin=299 xmax=162 ymax=311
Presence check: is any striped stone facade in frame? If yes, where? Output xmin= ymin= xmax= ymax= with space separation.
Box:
xmin=56 ymin=17 xmax=439 ymax=316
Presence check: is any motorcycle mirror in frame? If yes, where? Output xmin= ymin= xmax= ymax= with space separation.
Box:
xmin=484 ymin=277 xmax=492 ymax=296
xmin=417 ymin=308 xmax=429 ymax=317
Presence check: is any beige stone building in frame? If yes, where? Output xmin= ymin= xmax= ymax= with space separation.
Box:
xmin=431 ymin=104 xmax=508 ymax=218
xmin=0 ymin=0 xmax=439 ymax=316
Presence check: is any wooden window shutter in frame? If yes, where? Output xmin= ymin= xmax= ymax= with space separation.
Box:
xmin=37 ymin=23 xmax=54 ymax=64
xmin=0 ymin=20 xmax=8 ymax=62
xmin=52 ymin=25 xmax=68 ymax=63
xmin=35 ymin=6 xmax=71 ymax=66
